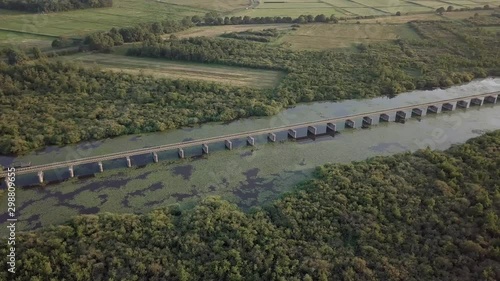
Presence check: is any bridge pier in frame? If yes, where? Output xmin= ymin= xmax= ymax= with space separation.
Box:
xmin=362 ymin=117 xmax=373 ymax=126
xmin=268 ymin=133 xmax=277 ymax=142
xmin=485 ymin=95 xmax=497 ymax=104
xmin=457 ymin=100 xmax=469 ymax=109
xmin=288 ymin=129 xmax=297 ymax=139
xmin=37 ymin=171 xmax=44 ymax=184
xmin=411 ymin=108 xmax=423 ymax=117
xmin=307 ymin=126 xmax=317 ymax=135
xmin=471 ymin=98 xmax=483 ymax=106
xmin=225 ymin=140 xmax=233 ymax=150
xmin=68 ymin=166 xmax=74 ymax=178
xmin=442 ymin=103 xmax=454 ymax=111
xmin=247 ymin=136 xmax=255 ymax=146
xmin=4 ymin=177 xmax=10 ymax=187
xmin=345 ymin=119 xmax=355 ymax=129
xmin=379 ymin=114 xmax=390 ymax=122
xmin=427 ymin=105 xmax=439 ymax=114
xmin=152 ymin=152 xmax=159 ymax=163
xmin=396 ymin=111 xmax=407 ymax=123
xmin=98 ymin=162 xmax=103 ymax=173
xmin=326 ymin=123 xmax=336 ymax=133
xmin=126 ymin=156 xmax=131 ymax=168
xmin=202 ymin=144 xmax=209 ymax=154
xmin=178 ymin=148 xmax=185 ymax=159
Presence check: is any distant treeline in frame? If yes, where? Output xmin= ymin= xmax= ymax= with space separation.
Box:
xmin=80 ymin=13 xmax=339 ymax=51
xmin=192 ymin=12 xmax=340 ymax=25
xmin=0 ymin=0 xmax=112 ymax=12
xmin=82 ymin=18 xmax=194 ymax=51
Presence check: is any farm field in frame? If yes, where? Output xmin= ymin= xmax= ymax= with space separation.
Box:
xmin=232 ymin=0 xmax=500 ymax=17
xmin=57 ymin=53 xmax=285 ymax=89
xmin=0 ymin=0 xmax=206 ymax=44
xmin=0 ymin=29 xmax=54 ymax=49
xmin=156 ymin=0 xmax=252 ymax=12
xmin=354 ymin=8 xmax=496 ymax=23
xmin=278 ymin=22 xmax=420 ymax=49
xmin=173 ymin=23 xmax=292 ymax=38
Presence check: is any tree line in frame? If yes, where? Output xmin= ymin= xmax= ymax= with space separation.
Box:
xmin=194 ymin=11 xmax=341 ymax=26
xmin=1 ymin=130 xmax=499 ymax=280
xmin=0 ymin=0 xmax=112 ymax=13
xmin=81 ymin=18 xmax=194 ymax=51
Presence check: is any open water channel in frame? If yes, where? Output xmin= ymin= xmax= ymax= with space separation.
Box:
xmin=1 ymin=78 xmax=499 ymax=234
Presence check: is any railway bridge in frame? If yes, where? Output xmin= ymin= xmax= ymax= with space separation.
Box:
xmin=1 ymin=91 xmax=498 ymax=184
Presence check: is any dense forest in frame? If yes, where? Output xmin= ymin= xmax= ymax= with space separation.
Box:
xmin=1 ymin=131 xmax=499 ymax=280
xmin=0 ymin=0 xmax=112 ymax=12
xmin=0 ymin=60 xmax=278 ymax=155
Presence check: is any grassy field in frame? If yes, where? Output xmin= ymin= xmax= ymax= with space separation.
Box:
xmin=277 ymin=22 xmax=420 ymax=49
xmin=157 ymin=0 xmax=252 ymax=12
xmin=58 ymin=53 xmax=285 ymax=89
xmin=0 ymin=0 xmax=206 ymax=45
xmin=0 ymin=29 xmax=55 ymax=49
xmin=231 ymin=0 xmax=500 ymax=17
xmin=170 ymin=21 xmax=419 ymax=50
xmin=356 ymin=9 xmax=497 ymax=23
xmin=1 ymin=0 xmax=498 ymax=48
xmin=173 ymin=23 xmax=292 ymax=38
xmin=233 ymin=0 xmax=347 ymax=17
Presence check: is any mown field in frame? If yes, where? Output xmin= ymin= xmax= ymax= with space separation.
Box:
xmin=157 ymin=0 xmax=253 ymax=12
xmin=58 ymin=53 xmax=285 ymax=88
xmin=277 ymin=22 xmax=420 ymax=49
xmin=171 ymin=20 xmax=421 ymax=50
xmin=0 ymin=29 xmax=54 ymax=49
xmin=173 ymin=23 xmax=292 ymax=38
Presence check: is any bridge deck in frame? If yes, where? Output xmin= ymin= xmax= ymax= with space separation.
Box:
xmin=2 ymin=91 xmax=498 ymax=177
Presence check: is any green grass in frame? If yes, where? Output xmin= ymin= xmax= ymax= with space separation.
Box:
xmin=277 ymin=22 xmax=420 ymax=50
xmin=57 ymin=52 xmax=286 ymax=89
xmin=233 ymin=7 xmax=346 ymax=17
xmin=157 ymin=0 xmax=252 ymax=12
xmin=0 ymin=30 xmax=54 ymax=49
xmin=232 ymin=0 xmax=500 ymax=17
xmin=0 ymin=0 xmax=206 ymax=45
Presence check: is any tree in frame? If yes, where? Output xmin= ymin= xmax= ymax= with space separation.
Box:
xmin=436 ymin=7 xmax=446 ymax=14
xmin=6 ymin=48 xmax=28 ymax=65
xmin=191 ymin=15 xmax=202 ymax=24
xmin=396 ymin=11 xmax=401 ymax=16
xmin=330 ymin=14 xmax=338 ymax=23
xmin=314 ymin=14 xmax=327 ymax=22
xmin=447 ymin=6 xmax=454 ymax=12
xmin=31 ymin=47 xmax=44 ymax=59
